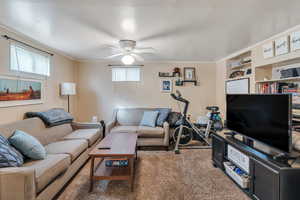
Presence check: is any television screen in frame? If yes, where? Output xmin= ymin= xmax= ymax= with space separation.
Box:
xmin=226 ymin=94 xmax=292 ymax=153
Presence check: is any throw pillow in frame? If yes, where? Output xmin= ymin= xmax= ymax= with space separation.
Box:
xmin=167 ymin=112 xmax=182 ymax=128
xmin=9 ymin=130 xmax=46 ymax=160
xmin=156 ymin=108 xmax=171 ymax=127
xmin=140 ymin=111 xmax=159 ymax=127
xmin=0 ymin=134 xmax=24 ymax=167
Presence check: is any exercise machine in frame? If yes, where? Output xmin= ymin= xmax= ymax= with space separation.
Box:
xmin=170 ymin=90 xmax=222 ymax=154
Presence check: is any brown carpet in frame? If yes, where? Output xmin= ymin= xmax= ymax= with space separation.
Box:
xmin=56 ymin=149 xmax=250 ymax=200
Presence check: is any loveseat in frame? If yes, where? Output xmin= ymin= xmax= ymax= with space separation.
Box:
xmin=0 ymin=117 xmax=103 ymax=200
xmin=106 ymin=108 xmax=170 ymax=148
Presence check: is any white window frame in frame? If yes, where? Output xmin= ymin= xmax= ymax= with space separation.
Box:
xmin=111 ymin=67 xmax=141 ymax=82
xmin=9 ymin=42 xmax=51 ymax=77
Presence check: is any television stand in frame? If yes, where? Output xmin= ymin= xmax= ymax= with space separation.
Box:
xmin=212 ymin=131 xmax=300 ymax=200
xmin=223 ymin=131 xmax=237 ymax=137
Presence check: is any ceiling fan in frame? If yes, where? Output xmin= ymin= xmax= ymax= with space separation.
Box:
xmin=103 ymin=40 xmax=155 ymax=65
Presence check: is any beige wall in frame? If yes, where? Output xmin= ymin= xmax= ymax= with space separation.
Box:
xmin=0 ymin=26 xmax=78 ymax=124
xmin=76 ymin=61 xmax=216 ymax=122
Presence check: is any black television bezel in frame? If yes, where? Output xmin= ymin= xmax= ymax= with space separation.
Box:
xmin=226 ymin=93 xmax=293 ymax=154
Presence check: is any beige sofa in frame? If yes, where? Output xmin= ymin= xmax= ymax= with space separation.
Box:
xmin=106 ymin=108 xmax=170 ymax=148
xmin=0 ymin=117 xmax=103 ymax=200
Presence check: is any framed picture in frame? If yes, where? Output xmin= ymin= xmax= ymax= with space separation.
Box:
xmin=275 ymin=36 xmax=289 ymax=56
xmin=226 ymin=78 xmax=249 ymax=94
xmin=0 ymin=76 xmax=44 ymax=107
xmin=161 ymin=79 xmax=172 ymax=93
xmin=290 ymin=31 xmax=300 ymax=52
xmin=184 ymin=67 xmax=196 ymax=81
xmin=262 ymin=42 xmax=274 ymax=59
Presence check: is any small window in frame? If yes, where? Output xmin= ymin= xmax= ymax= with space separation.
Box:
xmin=112 ymin=67 xmax=140 ymax=82
xmin=10 ymin=43 xmax=51 ymax=76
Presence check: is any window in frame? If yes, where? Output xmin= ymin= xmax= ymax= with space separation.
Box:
xmin=10 ymin=43 xmax=51 ymax=76
xmin=112 ymin=67 xmax=141 ymax=82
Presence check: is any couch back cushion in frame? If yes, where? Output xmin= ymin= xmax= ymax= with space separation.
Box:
xmin=0 ymin=118 xmax=72 ymax=146
xmin=116 ymin=108 xmax=164 ymax=126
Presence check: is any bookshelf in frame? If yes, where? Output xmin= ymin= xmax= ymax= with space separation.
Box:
xmin=225 ymin=51 xmax=254 ymax=92
xmin=254 ymin=57 xmax=300 ymax=95
xmin=256 ymin=77 xmax=300 ymax=83
xmin=224 ymin=49 xmax=300 ymax=131
xmin=222 ymin=26 xmax=300 ymax=133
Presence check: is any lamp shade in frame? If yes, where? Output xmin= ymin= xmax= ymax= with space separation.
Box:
xmin=61 ymin=82 xmax=76 ymax=96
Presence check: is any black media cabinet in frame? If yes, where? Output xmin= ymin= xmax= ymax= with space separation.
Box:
xmin=212 ymin=132 xmax=300 ymax=200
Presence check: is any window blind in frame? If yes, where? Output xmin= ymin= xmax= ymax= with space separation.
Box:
xmin=112 ymin=67 xmax=140 ymax=82
xmin=10 ymin=42 xmax=51 ymax=76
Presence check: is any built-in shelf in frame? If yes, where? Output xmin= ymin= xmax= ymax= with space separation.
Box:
xmin=256 ymin=77 xmax=300 ymax=83
xmin=293 ymin=118 xmax=300 ymax=122
xmin=226 ymin=75 xmax=251 ymax=82
xmin=230 ymin=62 xmax=252 ymax=70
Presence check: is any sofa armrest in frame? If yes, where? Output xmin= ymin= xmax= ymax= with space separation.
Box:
xmin=0 ymin=167 xmax=35 ymax=200
xmin=106 ymin=120 xmax=117 ymax=135
xmin=163 ymin=122 xmax=170 ymax=146
xmin=71 ymin=122 xmax=102 ymax=130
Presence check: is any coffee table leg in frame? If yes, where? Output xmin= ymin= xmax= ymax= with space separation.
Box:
xmin=129 ymin=157 xmax=135 ymax=192
xmin=135 ymin=146 xmax=138 ymax=160
xmin=89 ymin=157 xmax=95 ymax=192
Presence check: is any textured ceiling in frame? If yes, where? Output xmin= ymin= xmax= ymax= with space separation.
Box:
xmin=1 ymin=0 xmax=300 ymax=61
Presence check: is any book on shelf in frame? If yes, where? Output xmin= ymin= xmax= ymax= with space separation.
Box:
xmin=257 ymin=82 xmax=279 ymax=94
xmin=257 ymin=82 xmax=300 ymax=94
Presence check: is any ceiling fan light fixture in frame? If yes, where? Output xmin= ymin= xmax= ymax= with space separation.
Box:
xmin=122 ymin=55 xmax=135 ymax=65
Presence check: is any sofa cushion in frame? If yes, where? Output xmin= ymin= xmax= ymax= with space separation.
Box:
xmin=137 ymin=126 xmax=164 ymax=138
xmin=45 ymin=140 xmax=88 ymax=161
xmin=110 ymin=126 xmax=138 ymax=134
xmin=116 ymin=108 xmax=162 ymax=126
xmin=0 ymin=118 xmax=73 ymax=146
xmin=0 ymin=134 xmax=24 ymax=167
xmin=64 ymin=129 xmax=101 ymax=146
xmin=140 ymin=111 xmax=159 ymax=127
xmin=9 ymin=130 xmax=46 ymax=160
xmin=22 ymin=154 xmax=71 ymax=193
xmin=156 ymin=108 xmax=171 ymax=127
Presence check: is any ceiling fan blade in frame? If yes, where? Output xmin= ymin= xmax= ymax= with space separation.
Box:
xmin=131 ymin=53 xmax=144 ymax=62
xmin=133 ymin=48 xmax=156 ymax=54
xmin=98 ymin=44 xmax=121 ymax=51
xmin=103 ymin=53 xmax=124 ymax=59
xmin=138 ymin=21 xmax=211 ymax=42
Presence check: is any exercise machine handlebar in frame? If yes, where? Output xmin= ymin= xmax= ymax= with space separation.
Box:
xmin=170 ymin=90 xmax=189 ymax=116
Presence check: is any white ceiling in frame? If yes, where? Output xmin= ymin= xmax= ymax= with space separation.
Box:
xmin=1 ymin=0 xmax=300 ymax=61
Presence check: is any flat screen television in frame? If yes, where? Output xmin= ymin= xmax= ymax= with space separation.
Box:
xmin=226 ymin=94 xmax=292 ymax=153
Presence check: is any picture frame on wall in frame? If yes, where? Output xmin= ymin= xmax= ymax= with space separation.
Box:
xmin=226 ymin=78 xmax=249 ymax=94
xmin=262 ymin=42 xmax=274 ymax=59
xmin=290 ymin=31 xmax=300 ymax=52
xmin=184 ymin=67 xmax=196 ymax=81
xmin=275 ymin=36 xmax=289 ymax=56
xmin=0 ymin=75 xmax=44 ymax=107
xmin=161 ymin=79 xmax=172 ymax=93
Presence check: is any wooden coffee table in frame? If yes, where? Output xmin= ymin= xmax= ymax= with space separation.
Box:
xmin=89 ymin=133 xmax=138 ymax=192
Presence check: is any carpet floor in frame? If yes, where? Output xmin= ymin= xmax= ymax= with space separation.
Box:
xmin=56 ymin=149 xmax=250 ymax=200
